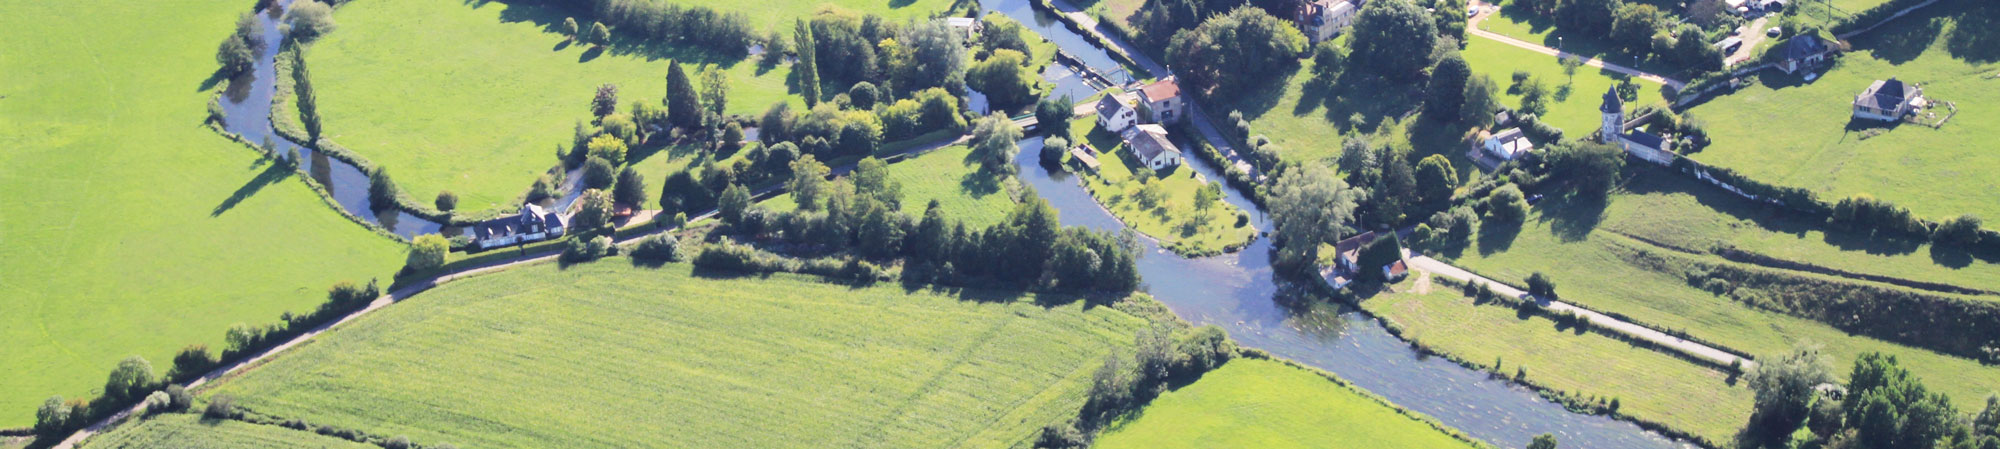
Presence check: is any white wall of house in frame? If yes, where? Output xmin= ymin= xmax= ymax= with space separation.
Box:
xmin=1099 ymin=107 xmax=1137 ymax=133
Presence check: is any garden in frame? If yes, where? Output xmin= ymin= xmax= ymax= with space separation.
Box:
xmin=1064 ymin=116 xmax=1257 ymax=256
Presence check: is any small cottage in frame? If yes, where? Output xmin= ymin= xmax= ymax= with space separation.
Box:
xmin=1095 ymin=92 xmax=1141 ymax=133
xmin=1853 ymin=78 xmax=1922 ymax=121
xmin=945 ymin=17 xmax=981 ymax=42
xmin=1137 ymin=76 xmax=1185 ymax=125
xmin=471 ymin=204 xmax=567 ymax=250
xmin=1482 ymin=128 xmax=1535 ymax=161
xmin=1774 ymin=34 xmax=1830 ymax=74
xmin=1381 ymin=260 xmax=1409 ymax=281
xmin=1122 ymin=124 xmax=1183 ymax=170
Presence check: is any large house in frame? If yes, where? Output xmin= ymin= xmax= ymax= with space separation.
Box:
xmin=1136 ymin=76 xmax=1185 ymax=125
xmin=1481 ymin=128 xmax=1536 ymax=161
xmin=1774 ymin=34 xmax=1831 ymax=74
xmin=470 ymin=203 xmax=566 ymax=250
xmin=1094 ymin=92 xmax=1142 ymax=133
xmin=1296 ymin=0 xmax=1359 ymax=43
xmin=1853 ymin=78 xmax=1922 ymax=121
xmin=1122 ymin=124 xmax=1183 ymax=170
xmin=1600 ymin=87 xmax=1674 ymax=165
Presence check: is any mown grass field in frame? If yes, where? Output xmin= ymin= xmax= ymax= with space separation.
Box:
xmin=1068 ymin=118 xmax=1256 ymax=255
xmin=887 ymin=144 xmax=1021 ymax=227
xmin=307 ymin=0 xmax=800 ymax=210
xmin=1603 ymin=170 xmax=2000 ymax=295
xmin=201 ymin=260 xmax=1155 ymax=449
xmin=0 ymin=0 xmax=406 ymax=426
xmin=1686 ymin=0 xmax=2000 ymax=221
xmin=1092 ymin=358 xmax=1483 ymax=449
xmin=1436 ymin=187 xmax=2000 ymax=413
xmin=1462 ymin=38 xmax=1669 ymax=137
xmin=82 ymin=414 xmax=374 ymax=449
xmin=1203 ymin=47 xmax=1476 ymax=180
xmin=1363 ymin=277 xmax=1753 ymax=444
xmin=676 ymin=0 xmax=958 ymax=30
xmin=1473 ymin=6 xmax=1691 ymax=78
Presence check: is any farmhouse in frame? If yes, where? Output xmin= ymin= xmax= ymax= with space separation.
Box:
xmin=1295 ymin=0 xmax=1359 ymax=43
xmin=1852 ymin=78 xmax=1923 ymax=121
xmin=1137 ymin=76 xmax=1186 ymax=125
xmin=1773 ymin=34 xmax=1830 ymax=74
xmin=1481 ymin=128 xmax=1536 ymax=161
xmin=1095 ymin=92 xmax=1142 ymax=133
xmin=471 ymin=203 xmax=566 ymax=250
xmin=1122 ymin=124 xmax=1183 ymax=170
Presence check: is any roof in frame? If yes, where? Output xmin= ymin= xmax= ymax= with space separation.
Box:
xmin=1333 ymin=231 xmax=1378 ymax=266
xmin=1621 ymin=131 xmax=1666 ymax=150
xmin=1599 ymin=86 xmax=1623 ymax=114
xmin=1776 ymin=35 xmax=1827 ymax=61
xmin=1383 ymin=260 xmax=1408 ymax=277
xmin=1069 ymin=146 xmax=1101 ymax=170
xmin=1855 ymin=78 xmax=1918 ymax=110
xmin=945 ymin=17 xmax=978 ymax=28
xmin=1487 ymin=128 xmax=1534 ymax=159
xmin=1094 ymin=94 xmax=1127 ymax=117
xmin=1124 ymin=124 xmax=1182 ymax=163
xmin=1140 ymin=76 xmax=1181 ymax=102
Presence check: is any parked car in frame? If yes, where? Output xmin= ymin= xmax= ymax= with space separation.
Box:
xmin=1526 ymin=194 xmax=1544 ymax=205
xmin=1766 ymin=27 xmax=1782 ymax=37
xmin=1714 ymin=36 xmax=1744 ymax=54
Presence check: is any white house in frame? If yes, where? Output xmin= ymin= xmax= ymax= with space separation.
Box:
xmin=471 ymin=204 xmax=566 ymax=250
xmin=1296 ymin=0 xmax=1359 ymax=43
xmin=1094 ymin=92 xmax=1141 ymax=133
xmin=1853 ymin=78 xmax=1922 ymax=121
xmin=1774 ymin=34 xmax=1830 ymax=74
xmin=1122 ymin=124 xmax=1183 ymax=170
xmin=1482 ymin=128 xmax=1535 ymax=161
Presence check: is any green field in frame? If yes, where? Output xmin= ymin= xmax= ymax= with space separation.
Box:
xmin=1473 ymin=7 xmax=1689 ymax=78
xmin=0 ymin=0 xmax=407 ymax=426
xmin=1603 ymin=170 xmax=2000 ymax=295
xmin=307 ymin=0 xmax=801 ymax=210
xmin=886 ymin=144 xmax=1021 ymax=227
xmin=1093 ymin=358 xmax=1482 ymax=449
xmin=1363 ymin=277 xmax=1753 ymax=444
xmin=1436 ymin=182 xmax=2000 ymax=413
xmin=679 ymin=0 xmax=957 ymax=30
xmin=1069 ymin=118 xmax=1256 ymax=255
xmin=1462 ymin=38 xmax=1668 ymax=138
xmin=199 ymin=260 xmax=1155 ymax=448
xmin=1686 ymin=0 xmax=2000 ymax=221
xmin=1204 ymin=47 xmax=1477 ymax=180
xmin=82 ymin=414 xmax=374 ymax=449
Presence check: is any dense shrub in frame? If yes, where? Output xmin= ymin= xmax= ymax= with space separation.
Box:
xmin=142 ymin=392 xmax=172 ymax=415
xmin=562 ymin=235 xmax=617 ymax=263
xmin=165 ymin=385 xmax=193 ymax=412
xmin=1681 ymin=259 xmax=2000 ymax=363
xmin=205 ymin=395 xmax=237 ymax=419
xmin=1485 ymin=184 xmax=1529 ymax=223
xmin=630 ymin=233 xmax=683 ymax=262
xmin=284 ymin=0 xmax=338 ymax=43
xmin=406 ymin=234 xmax=449 ymax=272
xmin=170 ymin=344 xmax=216 ymax=381
xmin=540 ymin=0 xmax=755 ymax=55
xmin=1829 ymin=194 xmax=1927 ymax=238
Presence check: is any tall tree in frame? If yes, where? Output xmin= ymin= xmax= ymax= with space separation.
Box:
xmin=1165 ymin=6 xmax=1307 ymax=93
xmin=1425 ymin=51 xmax=1472 ymax=120
xmin=592 ymin=83 xmax=619 ymax=118
xmin=664 ymin=61 xmax=703 ymax=130
xmin=561 ymin=17 xmax=579 ymax=40
xmin=1372 ymin=148 xmax=1418 ymax=226
xmin=793 ymin=19 xmax=821 ymax=108
xmin=1348 ymin=0 xmax=1439 ymax=82
xmin=1609 ymin=4 xmax=1667 ymax=53
xmin=1414 ymin=154 xmax=1459 ymax=203
xmin=1269 ymin=164 xmax=1360 ymax=273
xmin=284 ymin=0 xmax=338 ymax=43
xmin=788 ymin=154 xmax=830 ymax=211
xmin=1461 ymin=74 xmax=1502 ymax=126
xmin=1748 ymin=343 xmax=1834 ymax=434
xmin=967 ymin=49 xmax=1035 ymax=110
xmin=1035 ymin=95 xmax=1075 ymax=140
xmin=899 ymin=19 xmax=969 ymax=93
xmin=699 ymin=64 xmax=729 ymax=115
xmin=613 ymin=166 xmax=647 ymax=207
xmin=970 ymin=113 xmax=1024 ymax=175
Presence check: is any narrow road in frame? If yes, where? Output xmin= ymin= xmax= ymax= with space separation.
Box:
xmin=1404 ymin=255 xmax=1754 ymax=370
xmin=1467 ymin=4 xmax=1687 ymax=89
xmin=50 ymin=130 xmax=977 ymax=449
xmin=1725 ymin=17 xmax=1772 ymax=66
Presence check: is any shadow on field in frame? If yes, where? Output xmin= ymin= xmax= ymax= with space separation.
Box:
xmin=477 ymin=0 xmax=750 ymax=66
xmin=1536 ymin=192 xmax=1607 ymax=242
xmin=1945 ymin=3 xmax=2000 ymax=63
xmin=1855 ymin=11 xmax=1947 ymax=65
xmin=212 ymin=161 xmax=293 ymax=217
xmin=1477 ymin=219 xmax=1522 ymax=255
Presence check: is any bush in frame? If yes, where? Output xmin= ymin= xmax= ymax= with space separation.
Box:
xmin=384 ymin=436 xmax=412 ymax=449
xmin=143 ymin=391 xmax=173 ymax=415
xmin=562 ymin=235 xmax=616 ymax=263
xmin=170 ymin=344 xmax=216 ymax=381
xmin=630 ymin=233 xmax=683 ymax=262
xmin=406 ymin=234 xmax=450 ymax=272
xmin=1526 ymin=271 xmax=1556 ymax=299
xmin=434 ymin=191 xmax=458 ymax=212
xmin=205 ymin=395 xmax=237 ymax=419
xmin=165 ymin=385 xmax=193 ymax=412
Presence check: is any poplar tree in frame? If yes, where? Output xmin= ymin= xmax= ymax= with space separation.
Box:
xmin=664 ymin=61 xmax=703 ymax=130
xmin=793 ymin=19 xmax=820 ymax=108
xmin=292 ymin=48 xmax=322 ymax=141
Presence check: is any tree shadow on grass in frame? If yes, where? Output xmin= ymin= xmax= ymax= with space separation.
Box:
xmin=212 ymin=161 xmax=292 ymax=217
xmin=1477 ymin=219 xmax=1523 ymax=255
xmin=578 ymin=45 xmax=605 ymax=63
xmin=483 ymin=0 xmax=748 ymax=66
xmin=1854 ymin=13 xmax=1947 ymax=65
xmin=1945 ymin=3 xmax=2000 ymax=64
xmin=1537 ymin=191 xmax=1608 ymax=243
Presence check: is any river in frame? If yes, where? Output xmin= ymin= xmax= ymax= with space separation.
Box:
xmin=982 ymin=2 xmax=1690 ymax=445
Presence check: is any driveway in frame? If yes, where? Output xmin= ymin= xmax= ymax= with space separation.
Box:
xmin=1405 ymin=255 xmax=1755 ymax=370
xmin=1725 ymin=17 xmax=1772 ymax=67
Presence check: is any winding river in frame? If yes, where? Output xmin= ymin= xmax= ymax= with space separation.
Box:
xmin=220 ymin=0 xmax=1691 ymax=446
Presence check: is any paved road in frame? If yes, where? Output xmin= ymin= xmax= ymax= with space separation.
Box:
xmin=1405 ymin=255 xmax=1755 ymax=370
xmin=49 ymin=131 xmax=977 ymax=449
xmin=1468 ymin=4 xmax=1687 ymax=89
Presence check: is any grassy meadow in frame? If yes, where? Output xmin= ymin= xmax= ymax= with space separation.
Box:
xmin=1435 ymin=181 xmax=2000 ymax=413
xmin=676 ymin=0 xmax=957 ymax=30
xmin=81 ymin=414 xmax=375 ymax=449
xmin=885 ymin=144 xmax=1021 ymax=227
xmin=305 ymin=0 xmax=800 ymax=210
xmin=1363 ymin=277 xmax=1754 ymax=444
xmin=1473 ymin=6 xmax=1692 ymax=78
xmin=0 ymin=0 xmax=407 ymax=426
xmin=1462 ymin=38 xmax=1669 ymax=137
xmin=200 ymin=260 xmax=1156 ymax=449
xmin=1686 ymin=0 xmax=2000 ymax=221
xmin=1092 ymin=358 xmax=1483 ymax=449
xmin=1069 ymin=118 xmax=1257 ymax=255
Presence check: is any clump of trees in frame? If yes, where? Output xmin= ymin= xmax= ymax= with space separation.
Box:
xmin=1747 ymin=349 xmax=2000 ymax=449
xmin=1348 ymin=0 xmax=1440 ymax=82
xmin=1037 ymin=324 xmax=1237 ymax=448
xmin=528 ymin=0 xmax=755 ymax=56
xmin=216 ymin=12 xmax=263 ymax=77
xmin=1544 ymin=142 xmax=1625 ymax=198
xmin=1268 ymin=164 xmax=1361 ymax=274
xmin=1510 ymin=0 xmax=1723 ymax=74
xmin=1165 ymin=6 xmax=1306 ymax=94
xmin=284 ymin=0 xmax=338 ymax=44
xmin=967 ymin=49 xmax=1037 ymax=111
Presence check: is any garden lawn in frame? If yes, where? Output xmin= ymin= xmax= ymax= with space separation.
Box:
xmin=200 ymin=260 xmax=1155 ymax=449
xmin=887 ymin=144 xmax=1020 ymax=227
xmin=1070 ymin=118 xmax=1256 ymax=255
xmin=1463 ymin=38 xmax=1668 ymax=138
xmin=1604 ymin=170 xmax=2000 ymax=296
xmin=0 ymin=0 xmax=406 ymax=427
xmin=81 ymin=414 xmax=375 ymax=449
xmin=1092 ymin=358 xmax=1482 ymax=449
xmin=1685 ymin=0 xmax=2000 ymax=221
xmin=306 ymin=0 xmax=799 ymax=211
xmin=1201 ymin=49 xmax=1480 ymax=181
xmin=1436 ymin=195 xmax=2000 ymax=413
xmin=1473 ymin=6 xmax=1690 ymax=78
xmin=1363 ymin=278 xmax=1753 ymax=445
